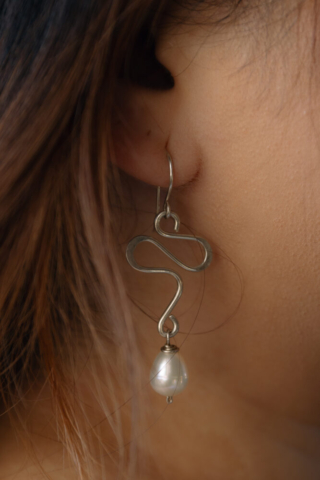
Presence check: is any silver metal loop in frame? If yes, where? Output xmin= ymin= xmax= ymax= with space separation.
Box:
xmin=154 ymin=211 xmax=213 ymax=272
xmin=164 ymin=202 xmax=171 ymax=219
xmin=164 ymin=151 xmax=173 ymax=214
xmin=126 ymin=150 xmax=213 ymax=340
xmin=156 ymin=151 xmax=174 ymax=216
xmin=126 ymin=219 xmax=213 ymax=337
xmin=126 ymin=235 xmax=182 ymax=338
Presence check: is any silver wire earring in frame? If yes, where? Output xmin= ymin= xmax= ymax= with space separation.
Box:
xmin=126 ymin=151 xmax=213 ymax=404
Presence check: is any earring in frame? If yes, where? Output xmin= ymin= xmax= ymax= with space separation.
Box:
xmin=126 ymin=151 xmax=213 ymax=404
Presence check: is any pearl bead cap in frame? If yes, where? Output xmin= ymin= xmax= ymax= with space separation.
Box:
xmin=150 ymin=346 xmax=188 ymax=398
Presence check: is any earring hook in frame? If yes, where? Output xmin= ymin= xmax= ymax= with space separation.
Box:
xmin=156 ymin=151 xmax=173 ymax=218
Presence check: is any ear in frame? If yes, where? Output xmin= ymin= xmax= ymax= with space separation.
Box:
xmin=112 ymin=81 xmax=172 ymax=187
xmin=111 ymin=80 xmax=201 ymax=189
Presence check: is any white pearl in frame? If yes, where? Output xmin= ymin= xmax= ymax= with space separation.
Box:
xmin=150 ymin=349 xmax=188 ymax=398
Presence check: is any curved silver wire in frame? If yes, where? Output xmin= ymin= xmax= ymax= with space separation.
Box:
xmin=164 ymin=151 xmax=173 ymax=217
xmin=154 ymin=211 xmax=213 ymax=272
xmin=126 ymin=235 xmax=182 ymax=338
xmin=126 ymin=213 xmax=213 ymax=337
xmin=156 ymin=151 xmax=173 ymax=218
xmin=126 ymin=151 xmax=213 ymax=338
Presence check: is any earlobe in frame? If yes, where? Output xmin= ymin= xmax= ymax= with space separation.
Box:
xmin=111 ymin=82 xmax=174 ymax=188
xmin=112 ymin=128 xmax=173 ymax=189
xmin=111 ymin=81 xmax=200 ymax=190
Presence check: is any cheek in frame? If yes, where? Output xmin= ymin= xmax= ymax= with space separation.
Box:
xmin=187 ymin=76 xmax=320 ymax=311
xmin=176 ymin=79 xmax=320 ymax=418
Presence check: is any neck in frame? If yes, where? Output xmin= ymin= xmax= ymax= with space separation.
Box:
xmin=2 ymin=375 xmax=320 ymax=480
xmin=2 ymin=175 xmax=320 ymax=479
xmin=142 ymin=378 xmax=320 ymax=479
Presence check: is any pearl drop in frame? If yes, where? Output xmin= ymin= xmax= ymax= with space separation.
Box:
xmin=150 ymin=349 xmax=188 ymax=398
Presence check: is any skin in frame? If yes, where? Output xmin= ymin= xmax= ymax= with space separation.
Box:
xmin=2 ymin=0 xmax=320 ymax=478
xmin=113 ymin=0 xmax=320 ymax=478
